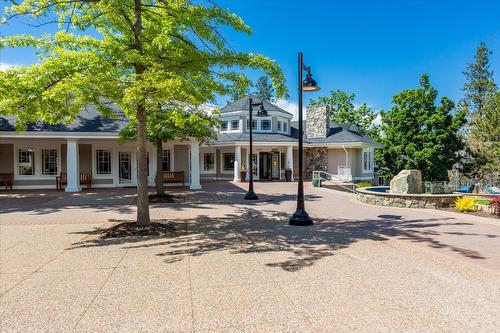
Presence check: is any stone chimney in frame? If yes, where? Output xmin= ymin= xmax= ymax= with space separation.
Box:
xmin=306 ymin=105 xmax=330 ymax=138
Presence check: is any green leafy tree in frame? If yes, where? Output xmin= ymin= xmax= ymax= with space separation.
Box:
xmin=376 ymin=75 xmax=466 ymax=181
xmin=0 ymin=1 xmax=287 ymax=225
xmin=228 ymin=75 xmax=252 ymax=103
xmin=467 ymin=91 xmax=500 ymax=181
xmin=119 ymin=103 xmax=218 ymax=196
xmin=253 ymin=75 xmax=275 ymax=102
xmin=309 ymin=90 xmax=378 ymax=137
xmin=459 ymin=43 xmax=498 ymax=178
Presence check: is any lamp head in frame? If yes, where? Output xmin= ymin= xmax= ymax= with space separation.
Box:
xmin=302 ymin=72 xmax=320 ymax=92
xmin=256 ymin=104 xmax=268 ymax=117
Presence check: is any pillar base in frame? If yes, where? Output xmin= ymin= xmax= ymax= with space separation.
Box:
xmin=190 ymin=184 xmax=202 ymax=190
xmin=65 ymin=186 xmax=82 ymax=193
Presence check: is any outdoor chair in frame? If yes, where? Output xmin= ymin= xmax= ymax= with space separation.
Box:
xmin=457 ymin=184 xmax=475 ymax=193
xmin=0 ymin=173 xmax=13 ymax=190
xmin=80 ymin=172 xmax=92 ymax=189
xmin=486 ymin=186 xmax=500 ymax=195
xmin=56 ymin=172 xmax=67 ymax=190
xmin=162 ymin=171 xmax=185 ymax=187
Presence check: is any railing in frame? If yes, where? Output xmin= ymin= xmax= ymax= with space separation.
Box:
xmin=337 ymin=166 xmax=352 ymax=181
xmin=312 ymin=170 xmax=357 ymax=193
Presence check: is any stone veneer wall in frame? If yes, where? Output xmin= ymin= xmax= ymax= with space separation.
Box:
xmin=305 ymin=147 xmax=328 ymax=177
xmin=306 ymin=105 xmax=329 ymax=138
xmin=356 ymin=188 xmax=458 ymax=209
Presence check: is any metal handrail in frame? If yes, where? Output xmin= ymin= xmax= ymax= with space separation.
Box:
xmin=312 ymin=170 xmax=357 ymax=193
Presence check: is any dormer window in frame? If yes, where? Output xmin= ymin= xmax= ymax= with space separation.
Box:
xmin=277 ymin=121 xmax=282 ymax=131
xmin=261 ymin=119 xmax=271 ymax=131
xmin=246 ymin=119 xmax=257 ymax=130
xmin=220 ymin=121 xmax=228 ymax=131
xmin=231 ymin=119 xmax=239 ymax=131
xmin=283 ymin=122 xmax=288 ymax=133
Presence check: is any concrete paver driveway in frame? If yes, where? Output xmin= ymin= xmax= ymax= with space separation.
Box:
xmin=1 ymin=182 xmax=499 ymax=332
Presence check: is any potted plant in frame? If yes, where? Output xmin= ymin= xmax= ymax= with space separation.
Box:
xmin=285 ymin=168 xmax=292 ymax=182
xmin=240 ymin=166 xmax=247 ymax=182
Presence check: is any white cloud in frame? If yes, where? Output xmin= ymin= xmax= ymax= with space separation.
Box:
xmin=0 ymin=62 xmax=17 ymax=71
xmin=275 ymin=99 xmax=302 ymax=121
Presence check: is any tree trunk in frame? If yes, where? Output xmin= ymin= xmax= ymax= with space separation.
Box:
xmin=136 ymin=106 xmax=151 ymax=225
xmin=156 ymin=137 xmax=165 ymax=196
xmin=133 ymin=0 xmax=150 ymax=225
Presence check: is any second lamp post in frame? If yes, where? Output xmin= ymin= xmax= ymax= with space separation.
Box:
xmin=244 ymin=97 xmax=267 ymax=200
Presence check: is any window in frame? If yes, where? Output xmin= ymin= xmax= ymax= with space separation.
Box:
xmin=41 ymin=149 xmax=57 ymax=175
xmin=280 ymin=152 xmax=286 ymax=169
xmin=231 ymin=119 xmax=239 ymax=131
xmin=162 ymin=150 xmax=171 ymax=171
xmin=363 ymin=149 xmax=373 ymax=172
xmin=220 ymin=121 xmax=228 ymax=131
xmin=204 ymin=153 xmax=215 ymax=171
xmin=18 ymin=149 xmax=35 ymax=175
xmin=277 ymin=121 xmax=282 ymax=131
xmin=96 ymin=149 xmax=111 ymax=174
xmin=223 ymin=153 xmax=235 ymax=171
xmin=261 ymin=119 xmax=271 ymax=130
xmin=246 ymin=119 xmax=257 ymax=130
xmin=283 ymin=121 xmax=288 ymax=133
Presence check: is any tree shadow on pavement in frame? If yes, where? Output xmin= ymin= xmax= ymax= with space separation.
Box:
xmin=68 ymin=206 xmax=488 ymax=271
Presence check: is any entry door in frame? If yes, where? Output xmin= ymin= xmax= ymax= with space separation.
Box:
xmin=119 ymin=152 xmax=132 ymax=184
xmin=271 ymin=153 xmax=280 ymax=179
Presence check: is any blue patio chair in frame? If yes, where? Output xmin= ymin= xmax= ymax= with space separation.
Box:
xmin=457 ymin=184 xmax=475 ymax=193
xmin=486 ymin=186 xmax=500 ymax=195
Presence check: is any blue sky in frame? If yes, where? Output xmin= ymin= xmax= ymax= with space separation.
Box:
xmin=1 ymin=0 xmax=499 ymax=116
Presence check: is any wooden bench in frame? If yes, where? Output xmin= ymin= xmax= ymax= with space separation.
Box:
xmin=80 ymin=172 xmax=92 ymax=189
xmin=56 ymin=172 xmax=67 ymax=190
xmin=162 ymin=171 xmax=185 ymax=186
xmin=0 ymin=173 xmax=13 ymax=190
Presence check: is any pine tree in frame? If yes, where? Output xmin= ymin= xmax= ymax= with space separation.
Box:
xmin=253 ymin=76 xmax=275 ymax=102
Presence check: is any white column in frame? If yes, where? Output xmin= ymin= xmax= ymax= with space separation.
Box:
xmin=287 ymin=146 xmax=294 ymax=181
xmin=233 ymin=145 xmax=241 ymax=181
xmin=65 ymin=139 xmax=81 ymax=192
xmin=190 ymin=142 xmax=201 ymax=190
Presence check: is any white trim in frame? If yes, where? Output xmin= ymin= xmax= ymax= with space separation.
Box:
xmin=221 ymin=110 xmax=293 ymax=119
xmin=362 ymin=147 xmax=374 ymax=173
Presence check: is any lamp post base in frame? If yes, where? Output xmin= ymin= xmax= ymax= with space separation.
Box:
xmin=244 ymin=190 xmax=259 ymax=200
xmin=289 ymin=209 xmax=313 ymax=226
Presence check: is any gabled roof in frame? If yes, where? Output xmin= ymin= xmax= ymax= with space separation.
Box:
xmin=0 ymin=104 xmax=128 ymax=133
xmin=220 ymin=95 xmax=293 ymax=117
xmin=291 ymin=121 xmax=382 ymax=146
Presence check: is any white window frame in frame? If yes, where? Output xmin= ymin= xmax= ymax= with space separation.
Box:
xmin=219 ymin=117 xmax=240 ymax=133
xmin=362 ymin=148 xmax=374 ymax=173
xmin=13 ymin=142 xmax=61 ymax=180
xmin=277 ymin=120 xmax=282 ymax=132
xmin=203 ymin=152 xmax=215 ymax=172
xmin=230 ymin=119 xmax=240 ymax=131
xmin=258 ymin=117 xmax=273 ymax=133
xmin=41 ymin=149 xmax=58 ymax=176
xmin=95 ymin=149 xmax=112 ymax=175
xmin=246 ymin=119 xmax=258 ymax=131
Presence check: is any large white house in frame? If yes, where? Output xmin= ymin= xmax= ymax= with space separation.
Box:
xmin=0 ymin=96 xmax=381 ymax=190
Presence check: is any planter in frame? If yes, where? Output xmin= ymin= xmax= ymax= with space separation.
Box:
xmin=285 ymin=169 xmax=292 ymax=182
xmin=240 ymin=171 xmax=247 ymax=182
xmin=312 ymin=178 xmax=321 ymax=187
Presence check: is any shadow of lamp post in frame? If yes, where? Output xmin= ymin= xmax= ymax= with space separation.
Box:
xmin=244 ymin=97 xmax=268 ymax=200
xmin=289 ymin=52 xmax=320 ymax=226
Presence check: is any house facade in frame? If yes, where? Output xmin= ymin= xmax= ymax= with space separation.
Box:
xmin=0 ymin=96 xmax=380 ymax=190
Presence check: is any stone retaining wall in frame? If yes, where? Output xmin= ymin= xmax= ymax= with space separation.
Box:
xmin=356 ymin=187 xmax=459 ymax=209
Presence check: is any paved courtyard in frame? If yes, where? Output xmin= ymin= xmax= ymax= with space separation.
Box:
xmin=1 ymin=182 xmax=499 ymax=332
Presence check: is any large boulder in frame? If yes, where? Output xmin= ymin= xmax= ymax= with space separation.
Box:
xmin=390 ymin=170 xmax=422 ymax=194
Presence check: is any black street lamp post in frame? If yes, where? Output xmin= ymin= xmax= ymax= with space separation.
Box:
xmin=244 ymin=97 xmax=267 ymax=200
xmin=289 ymin=52 xmax=320 ymax=226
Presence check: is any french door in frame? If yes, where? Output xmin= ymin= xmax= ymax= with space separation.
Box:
xmin=118 ymin=152 xmax=132 ymax=184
